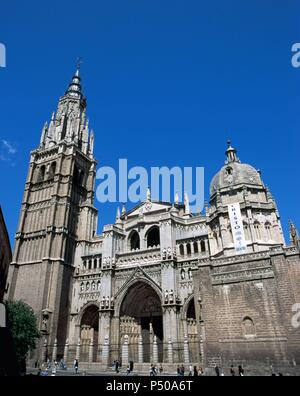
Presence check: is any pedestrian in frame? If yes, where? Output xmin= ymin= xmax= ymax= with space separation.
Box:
xmin=115 ymin=359 xmax=119 ymax=373
xmin=230 ymin=365 xmax=235 ymax=376
xmin=150 ymin=364 xmax=157 ymax=376
xmin=189 ymin=364 xmax=193 ymax=376
xmin=126 ymin=364 xmax=131 ymax=375
xmin=129 ymin=360 xmax=134 ymax=372
xmin=215 ymin=365 xmax=220 ymax=376
xmin=193 ymin=366 xmax=198 ymax=376
xmin=181 ymin=364 xmax=185 ymax=376
xmin=238 ymin=365 xmax=244 ymax=376
xmin=159 ymin=364 xmax=163 ymax=374
xmin=74 ymin=359 xmax=79 ymax=374
xmin=198 ymin=367 xmax=204 ymax=376
xmin=177 ymin=365 xmax=181 ymax=376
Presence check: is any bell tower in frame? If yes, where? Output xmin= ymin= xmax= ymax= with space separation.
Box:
xmin=7 ymin=68 xmax=98 ymax=351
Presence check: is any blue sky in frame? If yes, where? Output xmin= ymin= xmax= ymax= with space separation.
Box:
xmin=0 ymin=0 xmax=299 ymax=246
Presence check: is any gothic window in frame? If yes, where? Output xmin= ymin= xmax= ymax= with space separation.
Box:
xmin=193 ymin=241 xmax=198 ymax=253
xmin=186 ymin=243 xmax=191 ymax=255
xmin=88 ymin=260 xmax=92 ymax=270
xmin=265 ymin=222 xmax=272 ymax=240
xmin=188 ymin=268 xmax=192 ymax=279
xmin=38 ymin=165 xmax=46 ymax=182
xmin=80 ymin=282 xmax=84 ymax=292
xmin=243 ymin=223 xmax=250 ymax=240
xmin=200 ymin=240 xmax=206 ymax=252
xmin=130 ymin=230 xmax=140 ymax=250
xmin=179 ymin=244 xmax=184 ymax=256
xmin=49 ymin=162 xmax=56 ymax=179
xmin=242 ymin=316 xmax=256 ymax=337
xmin=86 ymin=282 xmax=90 ymax=291
xmin=91 ymin=282 xmax=96 ymax=291
xmin=254 ymin=222 xmax=261 ymax=240
xmin=147 ymin=226 xmax=160 ymax=248
xmin=83 ymin=260 xmax=86 ymax=269
xmin=94 ymin=259 xmax=98 ymax=269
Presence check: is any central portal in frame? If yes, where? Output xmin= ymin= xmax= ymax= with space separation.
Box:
xmin=120 ymin=281 xmax=163 ymax=363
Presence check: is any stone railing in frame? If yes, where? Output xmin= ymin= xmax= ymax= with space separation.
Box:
xmin=116 ymin=247 xmax=161 ymax=266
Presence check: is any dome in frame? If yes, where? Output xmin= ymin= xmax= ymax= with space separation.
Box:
xmin=209 ymin=142 xmax=264 ymax=197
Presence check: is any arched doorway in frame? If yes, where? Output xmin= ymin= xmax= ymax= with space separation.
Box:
xmin=186 ymin=298 xmax=200 ymax=362
xmin=80 ymin=305 xmax=99 ymax=362
xmin=120 ymin=281 xmax=163 ymax=363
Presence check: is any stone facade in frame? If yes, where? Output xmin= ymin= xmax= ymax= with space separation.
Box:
xmin=5 ymin=69 xmax=300 ymax=368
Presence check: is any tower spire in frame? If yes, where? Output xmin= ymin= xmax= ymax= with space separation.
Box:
xmin=65 ymin=65 xmax=83 ymax=99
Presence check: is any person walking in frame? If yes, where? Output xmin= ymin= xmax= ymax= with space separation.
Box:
xmin=159 ymin=364 xmax=163 ymax=374
xmin=215 ymin=365 xmax=220 ymax=376
xmin=193 ymin=366 xmax=198 ymax=376
xmin=177 ymin=365 xmax=181 ymax=376
xmin=238 ymin=365 xmax=244 ymax=376
xmin=230 ymin=365 xmax=236 ymax=376
xmin=115 ymin=359 xmax=119 ymax=374
xmin=188 ymin=364 xmax=193 ymax=376
xmin=74 ymin=359 xmax=79 ymax=374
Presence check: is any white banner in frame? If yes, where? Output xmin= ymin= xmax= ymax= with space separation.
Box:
xmin=228 ymin=203 xmax=247 ymax=255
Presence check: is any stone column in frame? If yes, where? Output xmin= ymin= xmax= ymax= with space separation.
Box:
xmin=102 ymin=335 xmax=110 ymax=365
xmin=63 ymin=339 xmax=69 ymax=363
xmin=149 ymin=322 xmax=153 ymax=363
xmin=41 ymin=338 xmax=47 ymax=363
xmin=52 ymin=338 xmax=57 ymax=362
xmin=88 ymin=337 xmax=94 ymax=363
xmin=168 ymin=337 xmax=173 ymax=363
xmin=138 ymin=335 xmax=143 ymax=363
xmin=75 ymin=337 xmax=81 ymax=361
xmin=122 ymin=335 xmax=129 ymax=367
xmin=183 ymin=334 xmax=190 ymax=364
xmin=153 ymin=335 xmax=158 ymax=364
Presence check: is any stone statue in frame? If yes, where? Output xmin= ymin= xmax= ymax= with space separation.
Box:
xmin=169 ymin=289 xmax=174 ymax=303
xmin=164 ymin=289 xmax=169 ymax=303
xmin=106 ymin=296 xmax=110 ymax=308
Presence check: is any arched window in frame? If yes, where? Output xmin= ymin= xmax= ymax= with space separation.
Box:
xmin=94 ymin=259 xmax=98 ymax=269
xmin=254 ymin=222 xmax=261 ymax=240
xmin=265 ymin=222 xmax=272 ymax=240
xmin=179 ymin=244 xmax=184 ymax=256
xmin=147 ymin=226 xmax=160 ymax=248
xmin=242 ymin=316 xmax=256 ymax=337
xmin=200 ymin=240 xmax=206 ymax=252
xmin=186 ymin=243 xmax=191 ymax=255
xmin=49 ymin=162 xmax=56 ymax=179
xmin=38 ymin=165 xmax=46 ymax=182
xmin=193 ymin=241 xmax=198 ymax=254
xmin=88 ymin=260 xmax=92 ymax=270
xmin=243 ymin=222 xmax=250 ymax=240
xmin=213 ymin=231 xmax=219 ymax=248
xmin=130 ymin=230 xmax=140 ymax=250
xmin=86 ymin=282 xmax=90 ymax=291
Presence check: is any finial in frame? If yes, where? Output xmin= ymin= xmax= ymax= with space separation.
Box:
xmin=116 ymin=206 xmax=121 ymax=223
xmin=225 ymin=139 xmax=238 ymax=163
xmin=175 ymin=192 xmax=179 ymax=204
xmin=184 ymin=192 xmax=190 ymax=215
xmin=146 ymin=187 xmax=151 ymax=201
xmin=289 ymin=220 xmax=299 ymax=245
xmin=122 ymin=204 xmax=126 ymax=216
xmin=76 ymin=57 xmax=83 ymax=74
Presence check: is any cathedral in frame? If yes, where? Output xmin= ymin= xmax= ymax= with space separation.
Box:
xmin=6 ymin=68 xmax=300 ymax=372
